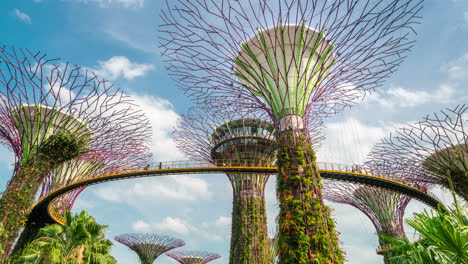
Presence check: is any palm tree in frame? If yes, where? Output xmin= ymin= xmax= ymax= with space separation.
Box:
xmin=381 ymin=206 xmax=467 ymax=264
xmin=15 ymin=211 xmax=116 ymax=264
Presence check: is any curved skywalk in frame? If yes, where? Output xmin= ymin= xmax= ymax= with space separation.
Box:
xmin=28 ymin=160 xmax=443 ymax=225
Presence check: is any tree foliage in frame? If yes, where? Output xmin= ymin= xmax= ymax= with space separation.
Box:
xmin=14 ymin=211 xmax=116 ymax=264
xmin=381 ymin=206 xmax=468 ymax=264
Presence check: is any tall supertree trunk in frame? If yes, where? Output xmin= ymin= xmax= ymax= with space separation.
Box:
xmin=229 ymin=178 xmax=270 ymax=264
xmin=0 ymin=131 xmax=87 ymax=256
xmin=276 ymin=131 xmax=343 ymax=264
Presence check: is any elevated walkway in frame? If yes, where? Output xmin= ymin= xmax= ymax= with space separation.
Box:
xmin=28 ymin=160 xmax=442 ymax=225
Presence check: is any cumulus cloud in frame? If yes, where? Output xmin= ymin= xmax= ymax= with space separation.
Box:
xmin=366 ymin=85 xmax=454 ymax=109
xmin=14 ymin=9 xmax=32 ymax=24
xmin=91 ymin=56 xmax=154 ymax=81
xmin=129 ymin=94 xmax=184 ymax=161
xmin=95 ymin=175 xmax=213 ymax=203
xmin=215 ymin=216 xmax=231 ymax=227
xmin=317 ymin=117 xmax=404 ymax=164
xmin=132 ymin=217 xmax=223 ymax=240
xmin=76 ymin=0 xmax=144 ymax=8
xmin=444 ymin=53 xmax=468 ymax=81
xmin=365 ymin=53 xmax=468 ymax=109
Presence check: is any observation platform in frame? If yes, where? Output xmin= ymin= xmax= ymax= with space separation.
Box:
xmin=28 ymin=160 xmax=443 ymax=225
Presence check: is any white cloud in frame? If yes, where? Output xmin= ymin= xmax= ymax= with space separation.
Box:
xmin=215 ymin=216 xmax=231 ymax=227
xmin=129 ymin=94 xmax=184 ymax=161
xmin=132 ymin=217 xmax=223 ymax=240
xmin=317 ymin=117 xmax=404 ymax=164
xmin=95 ymin=174 xmax=212 ymax=203
xmin=105 ymin=29 xmax=158 ymax=55
xmin=133 ymin=217 xmax=191 ymax=234
xmin=14 ymin=9 xmax=32 ymax=24
xmin=444 ymin=53 xmax=468 ymax=81
xmin=73 ymin=199 xmax=95 ymax=210
xmin=464 ymin=11 xmax=468 ymax=25
xmin=77 ymin=0 xmax=144 ymax=8
xmin=92 ymin=56 xmax=154 ymax=81
xmin=366 ymin=85 xmax=454 ymax=109
xmin=365 ymin=53 xmax=468 ymax=109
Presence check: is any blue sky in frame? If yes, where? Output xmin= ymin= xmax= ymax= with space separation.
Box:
xmin=1 ymin=0 xmax=467 ymax=263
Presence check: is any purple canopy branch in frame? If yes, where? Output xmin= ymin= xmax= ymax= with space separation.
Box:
xmin=367 ymin=104 xmax=467 ymax=201
xmin=0 ymin=46 xmax=152 ymax=258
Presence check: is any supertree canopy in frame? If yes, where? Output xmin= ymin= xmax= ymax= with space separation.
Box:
xmin=160 ymin=1 xmax=423 ymax=262
xmin=323 ymin=179 xmax=412 ymax=263
xmin=367 ymin=104 xmax=467 ymax=202
xmin=0 ymin=46 xmax=152 ymax=257
xmin=175 ymin=106 xmax=280 ymax=264
xmin=115 ymin=233 xmax=185 ymax=264
xmin=166 ymin=250 xmax=221 ymax=264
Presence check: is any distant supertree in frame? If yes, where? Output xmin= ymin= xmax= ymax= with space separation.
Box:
xmin=367 ymin=104 xmax=467 ymax=202
xmin=166 ymin=250 xmax=221 ymax=264
xmin=0 ymin=46 xmax=152 ymax=257
xmin=160 ymin=1 xmax=423 ymax=262
xmin=175 ymin=106 xmax=277 ymax=264
xmin=115 ymin=233 xmax=185 ymax=264
xmin=323 ymin=180 xmax=412 ymax=263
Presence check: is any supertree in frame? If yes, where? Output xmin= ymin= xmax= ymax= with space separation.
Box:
xmin=0 ymin=46 xmax=152 ymax=257
xmin=367 ymin=104 xmax=467 ymax=202
xmin=323 ymin=180 xmax=413 ymax=263
xmin=160 ymin=0 xmax=423 ymax=262
xmin=176 ymin=106 xmax=275 ymax=264
xmin=175 ymin=105 xmax=325 ymax=264
xmin=166 ymin=250 xmax=221 ymax=264
xmin=114 ymin=233 xmax=185 ymax=264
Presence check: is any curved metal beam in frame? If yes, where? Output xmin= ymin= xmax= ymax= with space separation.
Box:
xmin=28 ymin=162 xmax=443 ymax=225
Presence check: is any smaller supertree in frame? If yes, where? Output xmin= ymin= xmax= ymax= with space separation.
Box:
xmin=166 ymin=250 xmax=221 ymax=264
xmin=0 ymin=46 xmax=151 ymax=257
xmin=115 ymin=233 xmax=185 ymax=264
xmin=322 ymin=159 xmax=431 ymax=264
xmin=367 ymin=104 xmax=467 ymax=201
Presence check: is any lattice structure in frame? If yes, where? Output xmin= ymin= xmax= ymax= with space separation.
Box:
xmin=160 ymin=1 xmax=423 ymax=262
xmin=0 ymin=46 xmax=152 ymax=257
xmin=115 ymin=233 xmax=185 ymax=264
xmin=367 ymin=104 xmax=467 ymax=201
xmin=166 ymin=250 xmax=221 ymax=264
xmin=175 ymin=106 xmax=282 ymax=264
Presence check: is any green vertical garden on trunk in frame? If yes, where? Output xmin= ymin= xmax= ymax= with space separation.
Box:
xmin=276 ymin=131 xmax=344 ymax=264
xmin=0 ymin=132 xmax=89 ymax=255
xmin=229 ymin=186 xmax=270 ymax=264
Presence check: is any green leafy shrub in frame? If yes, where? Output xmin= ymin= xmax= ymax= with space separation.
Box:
xmin=276 ymin=131 xmax=344 ymax=264
xmin=15 ymin=211 xmax=116 ymax=264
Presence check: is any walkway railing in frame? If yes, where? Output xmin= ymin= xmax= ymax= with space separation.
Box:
xmin=31 ymin=160 xmax=443 ymax=225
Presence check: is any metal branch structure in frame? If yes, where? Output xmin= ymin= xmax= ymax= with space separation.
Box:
xmin=114 ymin=233 xmax=185 ymax=264
xmin=0 ymin=46 xmax=152 ymax=257
xmin=160 ymin=1 xmax=423 ymax=262
xmin=367 ymin=104 xmax=467 ymax=201
xmin=324 ymin=182 xmax=411 ymax=263
xmin=323 ymin=175 xmax=412 ymax=260
xmin=175 ymin=106 xmax=286 ymax=264
xmin=166 ymin=250 xmax=221 ymax=264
